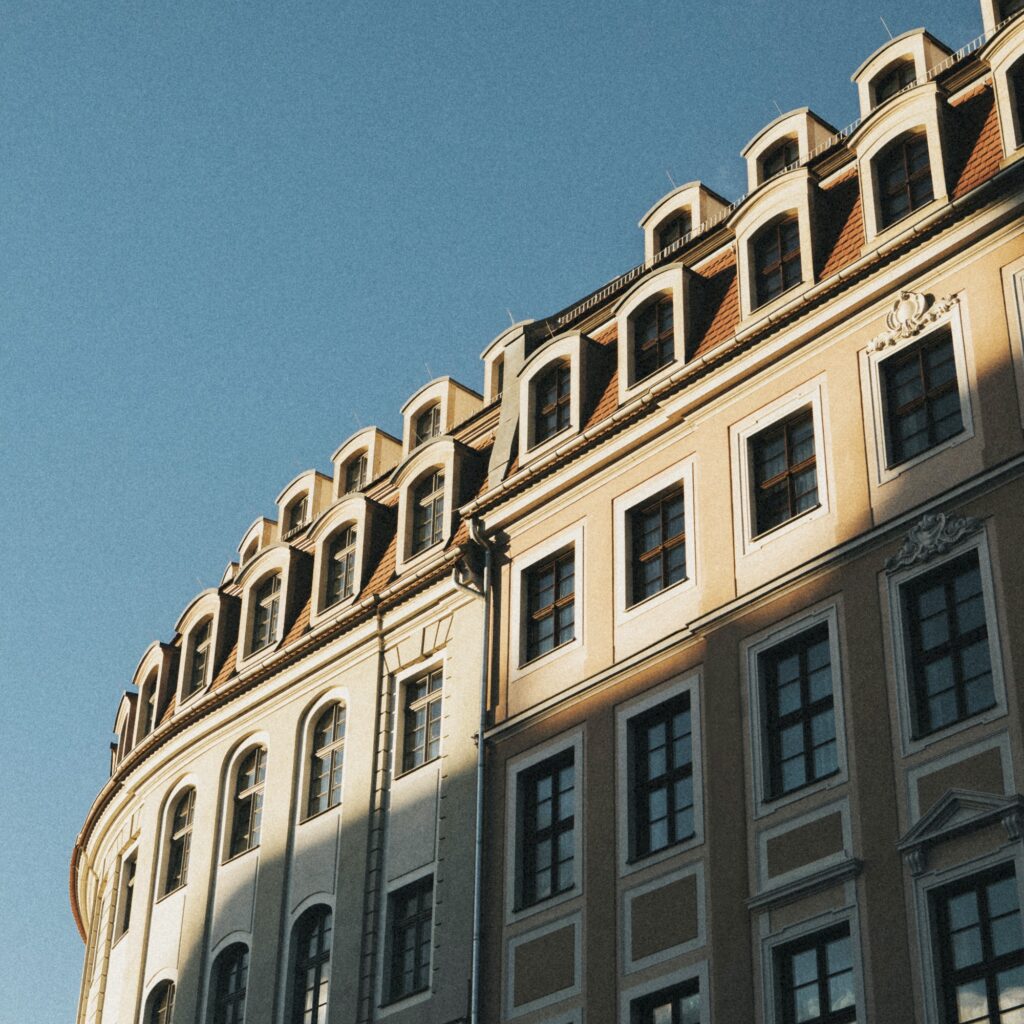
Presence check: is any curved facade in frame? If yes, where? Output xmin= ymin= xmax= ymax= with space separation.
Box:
xmin=74 ymin=3 xmax=1024 ymax=1023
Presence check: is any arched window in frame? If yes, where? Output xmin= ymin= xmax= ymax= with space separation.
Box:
xmin=412 ymin=471 xmax=445 ymax=554
xmin=533 ymin=361 xmax=571 ymax=445
xmin=185 ymin=618 xmax=212 ymax=699
xmin=164 ymin=788 xmax=195 ymax=895
xmin=229 ymin=747 xmax=266 ymax=858
xmin=325 ymin=527 xmax=357 ymax=606
xmin=343 ymin=453 xmax=367 ymax=494
xmin=753 ymin=215 xmax=801 ymax=307
xmin=656 ymin=210 xmax=691 ymax=254
xmin=286 ymin=495 xmax=309 ymax=534
xmin=761 ymin=137 xmax=799 ymax=180
xmin=414 ymin=404 xmax=441 ymax=447
xmin=290 ymin=907 xmax=332 ymax=1024
xmin=146 ymin=981 xmax=175 ymax=1024
xmin=876 ymin=132 xmax=933 ymax=228
xmin=250 ymin=575 xmax=281 ymax=653
xmin=872 ymin=59 xmax=916 ymax=107
xmin=210 ymin=943 xmax=248 ymax=1024
xmin=634 ymin=296 xmax=674 ymax=381
xmin=140 ymin=672 xmax=159 ymax=737
xmin=307 ymin=704 xmax=346 ymax=818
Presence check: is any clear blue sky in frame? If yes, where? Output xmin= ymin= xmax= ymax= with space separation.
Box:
xmin=0 ymin=1 xmax=982 ymax=1019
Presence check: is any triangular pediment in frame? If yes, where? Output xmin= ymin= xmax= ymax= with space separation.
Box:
xmin=899 ymin=789 xmax=1023 ymax=851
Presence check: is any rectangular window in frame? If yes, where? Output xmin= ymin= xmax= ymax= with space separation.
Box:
xmin=117 ymin=853 xmax=137 ymax=938
xmin=629 ymin=485 xmax=686 ymax=605
xmin=524 ymin=547 xmax=575 ymax=662
xmin=934 ymin=865 xmax=1024 ymax=1024
xmin=750 ymin=408 xmax=818 ymax=536
xmin=631 ymin=977 xmax=701 ymax=1024
xmin=518 ymin=749 xmax=575 ymax=908
xmin=386 ymin=876 xmax=433 ymax=1003
xmin=629 ymin=692 xmax=694 ymax=859
xmin=776 ymin=924 xmax=856 ymax=1024
xmin=402 ymin=667 xmax=442 ymax=772
xmin=761 ymin=624 xmax=837 ymax=800
xmin=902 ymin=550 xmax=994 ymax=739
xmin=881 ymin=327 xmax=963 ymax=466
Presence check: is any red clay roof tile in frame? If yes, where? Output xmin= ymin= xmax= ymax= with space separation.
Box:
xmin=950 ymin=85 xmax=1001 ymax=200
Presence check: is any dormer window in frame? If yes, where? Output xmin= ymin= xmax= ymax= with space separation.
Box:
xmin=533 ymin=362 xmax=571 ymax=446
xmin=872 ymin=59 xmax=916 ymax=108
xmin=761 ymin=137 xmax=799 ymax=181
xmin=242 ymin=541 xmax=258 ymax=565
xmin=494 ymin=356 xmax=505 ymax=400
xmin=326 ymin=527 xmax=356 ymax=606
xmin=251 ymin=575 xmax=281 ymax=653
xmin=140 ymin=674 xmax=158 ymax=737
xmin=753 ymin=215 xmax=801 ymax=308
xmin=656 ymin=211 xmax=691 ymax=254
xmin=343 ymin=454 xmax=367 ymax=494
xmin=286 ymin=496 xmax=308 ymax=535
xmin=412 ymin=470 xmax=445 ymax=554
xmin=184 ymin=618 xmax=211 ymax=699
xmin=414 ymin=404 xmax=441 ymax=447
xmin=634 ymin=296 xmax=674 ymax=381
xmin=877 ymin=132 xmax=933 ymax=229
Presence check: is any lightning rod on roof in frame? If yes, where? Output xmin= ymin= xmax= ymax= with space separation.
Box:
xmin=665 ymin=170 xmax=677 ymax=189
xmin=772 ymin=99 xmax=783 ymax=116
xmin=506 ymin=308 xmax=516 ymax=325
xmin=880 ymin=15 xmax=894 ymax=39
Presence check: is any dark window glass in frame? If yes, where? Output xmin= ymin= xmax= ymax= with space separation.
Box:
xmin=533 ymin=361 xmax=572 ymax=445
xmin=630 ymin=693 xmax=694 ymax=859
xmin=630 ymin=485 xmax=686 ymax=605
xmin=164 ymin=788 xmax=195 ymax=895
xmin=386 ymin=876 xmax=434 ymax=1002
xmin=186 ymin=618 xmax=212 ymax=698
xmin=325 ymin=526 xmax=357 ymax=606
xmin=1001 ymin=0 xmax=1024 ymax=19
xmin=251 ymin=575 xmax=281 ymax=653
xmin=524 ymin=548 xmax=575 ymax=662
xmin=882 ymin=327 xmax=963 ymax=465
xmin=634 ymin=296 xmax=675 ymax=381
xmin=762 ymin=137 xmax=800 ymax=179
xmin=343 ymin=453 xmax=367 ymax=494
xmin=877 ymin=133 xmax=934 ymax=228
xmin=777 ymin=924 xmax=856 ymax=1024
xmin=1009 ymin=57 xmax=1024 ymax=148
xmin=935 ymin=865 xmax=1024 ymax=1024
xmin=148 ymin=982 xmax=175 ymax=1024
xmin=229 ymin=747 xmax=266 ymax=858
xmin=751 ymin=408 xmax=818 ymax=535
xmin=412 ymin=470 xmax=445 ymax=554
xmin=518 ymin=749 xmax=575 ymax=907
xmin=141 ymin=673 xmax=159 ymax=736
xmin=402 ymin=668 xmax=443 ymax=772
xmin=631 ymin=978 xmax=701 ymax=1024
xmin=874 ymin=59 xmax=917 ymax=106
xmin=754 ymin=216 xmax=802 ymax=307
xmin=903 ymin=550 xmax=994 ymax=738
xmin=307 ymin=703 xmax=346 ymax=817
xmin=414 ymin=405 xmax=441 ymax=447
xmin=211 ymin=944 xmax=249 ymax=1024
xmin=290 ymin=907 xmax=331 ymax=1024
xmin=287 ymin=496 xmax=308 ymax=533
xmin=118 ymin=853 xmax=137 ymax=936
xmin=656 ymin=211 xmax=692 ymax=254
xmin=761 ymin=624 xmax=837 ymax=799
xmin=494 ymin=356 xmax=505 ymax=400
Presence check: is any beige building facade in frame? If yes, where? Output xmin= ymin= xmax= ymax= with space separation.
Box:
xmin=73 ymin=2 xmax=1024 ymax=1023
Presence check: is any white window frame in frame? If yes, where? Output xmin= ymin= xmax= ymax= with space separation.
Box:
xmin=155 ymin=778 xmax=199 ymax=903
xmin=887 ymin=528 xmax=1008 ymax=756
xmin=861 ymin=294 xmax=974 ymax=486
xmin=296 ymin=689 xmax=350 ymax=823
xmin=504 ymin=727 xmax=585 ymax=926
xmin=613 ymin=458 xmax=697 ymax=623
xmin=619 ymin=959 xmax=709 ymax=1024
xmin=615 ymin=671 xmax=704 ymax=875
xmin=220 ymin=735 xmax=270 ymax=863
xmin=393 ymin=656 xmax=445 ymax=779
xmin=510 ymin=522 xmax=585 ymax=677
xmin=730 ymin=376 xmax=832 ymax=557
xmin=759 ymin=896 xmax=865 ymax=1024
xmin=743 ymin=602 xmax=849 ymax=819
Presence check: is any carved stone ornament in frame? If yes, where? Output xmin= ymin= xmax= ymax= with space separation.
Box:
xmin=1004 ymin=807 xmax=1024 ymax=843
xmin=885 ymin=512 xmax=984 ymax=572
xmin=868 ymin=290 xmax=960 ymax=352
xmin=905 ymin=847 xmax=928 ymax=876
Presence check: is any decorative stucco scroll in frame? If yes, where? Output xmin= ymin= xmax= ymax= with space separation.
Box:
xmin=885 ymin=512 xmax=983 ymax=572
xmin=867 ymin=290 xmax=960 ymax=352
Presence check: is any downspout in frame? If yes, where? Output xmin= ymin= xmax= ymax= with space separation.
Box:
xmin=451 ymin=516 xmax=493 ymax=1024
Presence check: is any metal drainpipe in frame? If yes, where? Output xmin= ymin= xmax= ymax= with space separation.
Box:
xmin=451 ymin=516 xmax=493 ymax=1024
